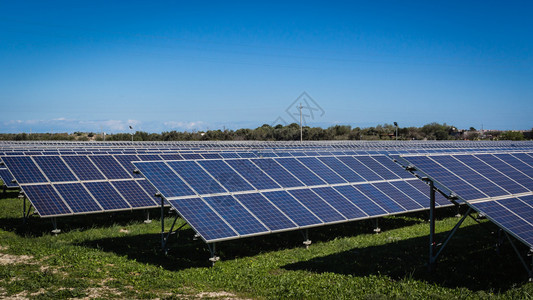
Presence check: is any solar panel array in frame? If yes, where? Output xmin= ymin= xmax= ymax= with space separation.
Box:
xmin=0 ymin=168 xmax=18 ymax=188
xmin=1 ymin=154 xmax=160 ymax=217
xmin=134 ymin=155 xmax=450 ymax=242
xmin=400 ymin=152 xmax=533 ymax=248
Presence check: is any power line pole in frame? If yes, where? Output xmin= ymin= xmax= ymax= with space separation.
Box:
xmin=299 ymin=103 xmax=303 ymax=143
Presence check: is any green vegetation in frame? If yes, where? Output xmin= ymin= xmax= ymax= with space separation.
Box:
xmin=0 ymin=192 xmax=531 ymax=299
xmin=1 ymin=123 xmax=531 ymax=141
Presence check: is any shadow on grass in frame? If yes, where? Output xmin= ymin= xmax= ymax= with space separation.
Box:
xmin=283 ymin=220 xmax=530 ymax=292
xmin=76 ymin=210 xmax=431 ymax=272
xmin=0 ymin=206 xmax=164 ymax=237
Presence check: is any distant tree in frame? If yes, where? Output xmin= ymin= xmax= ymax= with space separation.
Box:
xmin=501 ymin=131 xmax=524 ymax=141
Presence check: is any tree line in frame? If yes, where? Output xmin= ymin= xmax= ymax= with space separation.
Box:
xmin=1 ymin=123 xmax=531 ymax=141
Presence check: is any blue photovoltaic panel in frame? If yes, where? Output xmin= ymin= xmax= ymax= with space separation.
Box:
xmin=337 ymin=156 xmax=384 ymax=182
xmin=405 ymin=179 xmax=450 ymax=206
xmin=474 ymin=154 xmax=533 ymax=191
xmin=262 ymin=191 xmax=322 ymax=227
xmin=114 ymin=155 xmax=142 ymax=178
xmin=33 ymin=156 xmax=78 ymax=182
xmin=159 ymin=154 xmax=183 ymax=160
xmin=226 ymin=159 xmax=280 ymax=190
xmin=297 ymin=157 xmax=346 ymax=184
xmin=133 ymin=162 xmax=195 ymax=198
xmin=251 ymin=158 xmax=304 ymax=188
xmin=234 ymin=193 xmax=297 ymax=231
xmin=275 ymin=158 xmax=326 ymax=186
xmin=430 ymin=156 xmax=508 ymax=198
xmin=390 ymin=180 xmax=433 ymax=208
xmin=112 ymin=180 xmax=158 ymax=208
xmin=318 ymin=157 xmax=366 ymax=183
xmin=354 ymin=184 xmax=406 ymax=213
xmin=167 ymin=161 xmax=227 ymax=195
xmin=512 ymin=153 xmax=533 ymax=167
xmin=181 ymin=153 xmax=203 ymax=160
xmin=372 ymin=182 xmax=423 ymax=210
xmin=89 ymin=156 xmax=132 ymax=179
xmin=275 ymin=152 xmax=293 ymax=157
xmin=499 ymin=196 xmax=533 ymax=224
xmin=62 ymin=156 xmax=106 ymax=181
xmin=203 ymin=195 xmax=269 ymax=236
xmin=22 ymin=184 xmax=71 ymax=216
xmin=371 ymin=156 xmax=414 ymax=179
xmin=288 ymin=189 xmax=345 ymax=222
xmin=0 ymin=168 xmax=18 ymax=188
xmin=403 ymin=155 xmax=486 ymax=201
xmin=201 ymin=153 xmax=223 ymax=159
xmin=257 ymin=152 xmax=277 ymax=158
xmin=1 ymin=156 xmax=48 ymax=184
xmin=353 ymin=156 xmax=400 ymax=180
xmin=237 ymin=152 xmax=257 ymax=158
xmin=453 ymin=155 xmax=528 ymax=194
xmin=54 ymin=183 xmax=102 ymax=213
xmin=84 ymin=181 xmax=130 ymax=210
xmin=198 ymin=160 xmax=253 ymax=192
xmin=334 ymin=185 xmax=387 ymax=216
xmin=219 ymin=152 xmax=240 ymax=159
xmin=472 ymin=199 xmax=533 ymax=247
xmin=311 ymin=187 xmax=367 ymax=219
xmin=493 ymin=154 xmax=533 ymax=180
xmin=137 ymin=178 xmax=167 ymax=204
xmin=138 ymin=154 xmax=162 ymax=161
xmin=169 ymin=197 xmax=238 ymax=242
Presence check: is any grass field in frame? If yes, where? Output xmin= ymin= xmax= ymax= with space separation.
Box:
xmin=0 ymin=188 xmax=532 ymax=299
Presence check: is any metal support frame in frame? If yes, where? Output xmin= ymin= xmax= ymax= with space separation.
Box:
xmin=504 ymin=232 xmax=533 ymax=282
xmin=21 ymin=195 xmax=32 ymax=224
xmin=2 ymin=185 xmax=5 ymax=198
xmin=302 ymin=229 xmax=312 ymax=249
xmin=207 ymin=243 xmax=220 ymax=266
xmin=51 ymin=217 xmax=61 ymax=235
xmin=144 ymin=210 xmax=152 ymax=224
xmin=373 ymin=218 xmax=381 ymax=234
xmin=428 ymin=179 xmax=473 ymax=272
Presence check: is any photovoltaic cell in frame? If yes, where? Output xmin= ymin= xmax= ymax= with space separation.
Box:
xmin=337 ymin=156 xmax=384 ymax=182
xmin=169 ymin=197 xmax=238 ymax=242
xmin=54 ymin=183 xmax=101 ymax=213
xmin=493 ymin=154 xmax=533 ymax=179
xmin=22 ymin=184 xmax=71 ymax=216
xmin=390 ymin=180 xmax=432 ymax=208
xmin=276 ymin=158 xmax=326 ymax=186
xmin=203 ymin=195 xmax=269 ymax=236
xmin=159 ymin=154 xmax=183 ymax=160
xmin=354 ymin=184 xmax=406 ymax=213
xmin=33 ymin=156 xmax=78 ymax=182
xmin=133 ymin=162 xmax=195 ymax=198
xmin=167 ymin=161 xmax=227 ymax=195
xmin=114 ymin=155 xmax=142 ymax=178
xmin=318 ymin=157 xmax=366 ymax=183
xmin=62 ymin=156 xmax=105 ymax=180
xmin=84 ymin=181 xmax=130 ymax=210
xmin=288 ymin=189 xmax=345 ymax=222
xmin=372 ymin=182 xmax=422 ymax=210
xmin=112 ymin=180 xmax=157 ymax=208
xmin=311 ymin=187 xmax=367 ymax=219
xmin=89 ymin=156 xmax=132 ymax=179
xmin=297 ymin=157 xmax=346 ymax=184
xmin=1 ymin=156 xmax=47 ymax=184
xmin=234 ymin=193 xmax=297 ymax=231
xmin=251 ymin=158 xmax=304 ymax=188
xmin=262 ymin=191 xmax=322 ymax=227
xmin=353 ymin=156 xmax=400 ymax=180
xmin=474 ymin=154 xmax=533 ymax=191
xmin=334 ymin=185 xmax=387 ymax=216
xmin=226 ymin=159 xmax=280 ymax=190
xmin=198 ymin=160 xmax=253 ymax=192
xmin=371 ymin=156 xmax=414 ymax=179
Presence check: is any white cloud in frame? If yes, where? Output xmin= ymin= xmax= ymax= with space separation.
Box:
xmin=164 ymin=121 xmax=206 ymax=131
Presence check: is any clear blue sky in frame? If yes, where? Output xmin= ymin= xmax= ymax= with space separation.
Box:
xmin=1 ymin=0 xmax=532 ymax=133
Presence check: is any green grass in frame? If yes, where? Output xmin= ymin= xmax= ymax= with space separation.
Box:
xmin=0 ymin=191 xmax=532 ymax=299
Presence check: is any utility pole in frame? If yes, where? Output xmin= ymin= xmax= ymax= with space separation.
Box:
xmin=299 ymin=103 xmax=303 ymax=143
xmin=129 ymin=125 xmax=134 ymax=143
xmin=394 ymin=122 xmax=398 ymax=140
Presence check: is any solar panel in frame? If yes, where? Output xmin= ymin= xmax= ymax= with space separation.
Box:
xmin=225 ymin=159 xmax=280 ymax=190
xmin=22 ymin=184 xmax=72 ymax=217
xmin=262 ymin=191 xmax=322 ymax=227
xmin=84 ymin=181 xmax=130 ymax=210
xmin=276 ymin=158 xmax=326 ymax=186
xmin=33 ymin=156 xmax=78 ymax=182
xmin=0 ymin=168 xmax=18 ymax=188
xmin=89 ymin=156 xmax=132 ymax=179
xmin=317 ymin=157 xmax=365 ymax=182
xmin=166 ymin=161 xmax=227 ymax=195
xmin=337 ymin=156 xmax=383 ymax=182
xmin=197 ymin=160 xmax=254 ymax=192
xmin=234 ymin=193 xmax=297 ymax=231
xmin=112 ymin=180 xmax=158 ymax=208
xmin=311 ymin=187 xmax=367 ymax=219
xmin=54 ymin=183 xmax=102 ymax=213
xmin=288 ymin=189 xmax=345 ymax=222
xmin=333 ymin=185 xmax=387 ymax=216
xmin=133 ymin=161 xmax=194 ymax=198
xmin=297 ymin=157 xmax=346 ymax=184
xmin=251 ymin=158 xmax=304 ymax=188
xmin=1 ymin=156 xmax=48 ymax=184
xmin=353 ymin=184 xmax=406 ymax=213
xmin=62 ymin=156 xmax=106 ymax=180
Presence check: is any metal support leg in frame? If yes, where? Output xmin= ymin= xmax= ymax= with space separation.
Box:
xmin=373 ymin=218 xmax=381 ymax=234
xmin=208 ymin=243 xmax=220 ymax=266
xmin=22 ymin=195 xmax=27 ymax=224
xmin=144 ymin=210 xmax=152 ymax=224
xmin=428 ymin=180 xmax=436 ymax=273
xmin=160 ymin=197 xmax=165 ymax=253
xmin=302 ymin=229 xmax=311 ymax=249
xmin=51 ymin=218 xmax=61 ymax=235
xmin=504 ymin=232 xmax=533 ymax=281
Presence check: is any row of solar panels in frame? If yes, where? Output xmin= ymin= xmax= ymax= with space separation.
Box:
xmin=400 ymin=152 xmax=533 ymax=248
xmin=133 ymin=154 xmax=450 ymax=242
